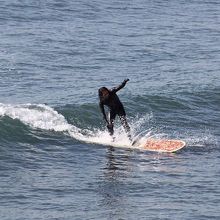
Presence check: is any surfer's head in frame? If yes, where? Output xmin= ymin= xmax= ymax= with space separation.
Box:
xmin=98 ymin=87 xmax=110 ymax=100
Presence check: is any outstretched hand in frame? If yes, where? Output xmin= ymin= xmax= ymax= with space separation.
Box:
xmin=124 ymin=78 xmax=129 ymax=84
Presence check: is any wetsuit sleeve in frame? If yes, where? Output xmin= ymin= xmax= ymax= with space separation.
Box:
xmin=111 ymin=79 xmax=129 ymax=93
xmin=99 ymin=102 xmax=108 ymax=123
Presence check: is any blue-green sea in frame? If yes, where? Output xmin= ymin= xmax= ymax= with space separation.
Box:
xmin=0 ymin=0 xmax=220 ymax=219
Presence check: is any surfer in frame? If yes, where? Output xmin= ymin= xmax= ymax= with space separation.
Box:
xmin=98 ymin=79 xmax=131 ymax=140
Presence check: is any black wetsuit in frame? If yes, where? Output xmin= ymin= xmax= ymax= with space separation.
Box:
xmin=99 ymin=80 xmax=130 ymax=137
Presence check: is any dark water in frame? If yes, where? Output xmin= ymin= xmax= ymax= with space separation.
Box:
xmin=0 ymin=0 xmax=220 ymax=219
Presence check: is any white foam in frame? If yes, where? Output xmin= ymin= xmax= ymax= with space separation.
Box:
xmin=0 ymin=103 xmax=73 ymax=132
xmin=0 ymin=103 xmax=152 ymax=148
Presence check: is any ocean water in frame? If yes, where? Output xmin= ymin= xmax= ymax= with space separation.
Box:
xmin=0 ymin=0 xmax=220 ymax=219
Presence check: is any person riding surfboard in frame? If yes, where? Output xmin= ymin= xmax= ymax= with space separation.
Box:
xmin=98 ymin=79 xmax=131 ymax=140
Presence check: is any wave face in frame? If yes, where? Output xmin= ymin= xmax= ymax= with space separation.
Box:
xmin=0 ymin=99 xmax=217 ymax=150
xmin=0 ymin=103 xmax=150 ymax=148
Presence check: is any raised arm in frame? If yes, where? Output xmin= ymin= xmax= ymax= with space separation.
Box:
xmin=111 ymin=79 xmax=129 ymax=93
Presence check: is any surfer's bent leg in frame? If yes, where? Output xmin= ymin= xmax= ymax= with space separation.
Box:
xmin=119 ymin=115 xmax=131 ymax=140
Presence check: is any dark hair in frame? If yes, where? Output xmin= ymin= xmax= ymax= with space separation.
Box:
xmin=98 ymin=87 xmax=109 ymax=101
xmin=98 ymin=87 xmax=108 ymax=96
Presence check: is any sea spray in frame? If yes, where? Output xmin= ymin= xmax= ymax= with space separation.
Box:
xmin=0 ymin=103 xmax=73 ymax=132
xmin=0 ymin=103 xmax=153 ymax=148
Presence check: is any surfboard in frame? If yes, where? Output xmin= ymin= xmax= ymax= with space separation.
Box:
xmin=139 ymin=138 xmax=186 ymax=153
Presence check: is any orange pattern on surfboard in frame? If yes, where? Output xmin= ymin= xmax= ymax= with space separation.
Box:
xmin=142 ymin=138 xmax=186 ymax=152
